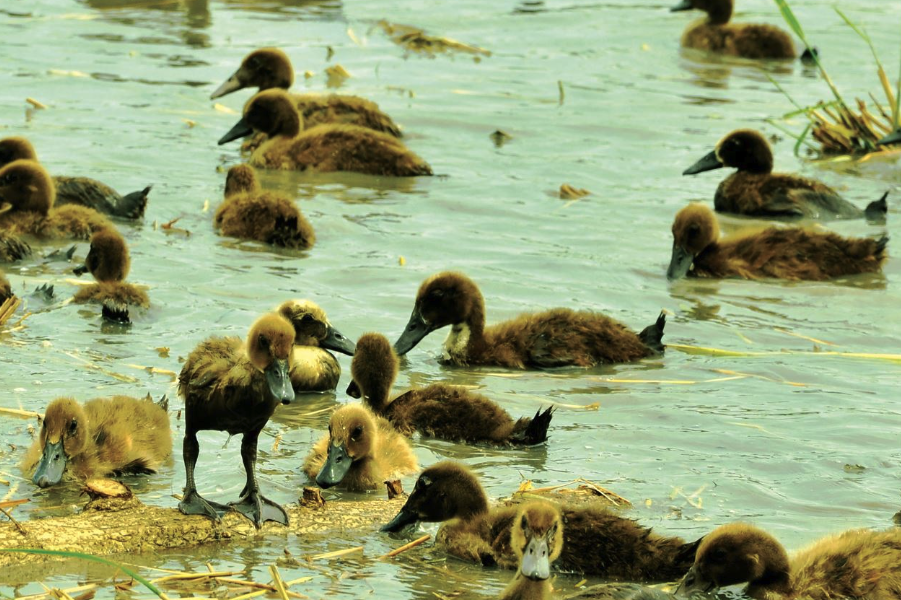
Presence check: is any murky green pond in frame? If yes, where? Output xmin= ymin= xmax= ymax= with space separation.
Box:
xmin=1 ymin=0 xmax=900 ymax=597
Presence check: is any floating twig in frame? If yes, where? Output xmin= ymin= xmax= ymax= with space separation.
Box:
xmin=381 ymin=534 xmax=431 ymax=559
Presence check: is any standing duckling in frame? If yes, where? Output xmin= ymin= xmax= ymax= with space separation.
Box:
xmin=0 ymin=136 xmax=150 ymax=219
xmin=21 ymin=395 xmax=171 ymax=488
xmin=277 ymin=299 xmax=356 ymax=392
xmin=218 ymin=89 xmax=432 ymax=177
xmin=668 ymin=202 xmax=889 ymax=280
xmin=215 ymin=164 xmax=315 ymax=249
xmin=670 ymin=0 xmax=796 ymax=59
xmin=393 ymin=272 xmax=665 ymax=368
xmin=348 ymin=332 xmax=553 ymax=445
xmin=683 ymin=129 xmax=887 ymax=220
xmin=302 ymin=403 xmax=417 ymax=491
xmin=72 ymin=227 xmax=149 ymax=323
xmin=500 ymin=501 xmax=563 ymax=600
xmin=177 ymin=313 xmax=295 ymax=528
xmin=677 ymin=522 xmax=901 ymax=600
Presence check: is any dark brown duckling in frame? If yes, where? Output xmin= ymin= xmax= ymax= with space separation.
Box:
xmin=177 ymin=312 xmax=295 ymax=528
xmin=667 ymin=202 xmax=888 ymax=281
xmin=215 ymin=164 xmax=315 ymax=249
xmin=0 ymin=230 xmax=32 ymax=262
xmin=218 ymin=89 xmax=432 ymax=177
xmin=302 ymin=403 xmax=417 ymax=491
xmin=499 ymin=501 xmax=564 ymax=600
xmin=0 ymin=137 xmax=150 ymax=219
xmin=277 ymin=298 xmax=355 ymax=392
xmin=21 ymin=395 xmax=171 ymax=488
xmin=670 ymin=0 xmax=796 ymax=59
xmin=0 ymin=159 xmax=112 ymax=244
xmin=382 ymin=461 xmax=701 ymax=580
xmin=348 ymin=332 xmax=553 ymax=445
xmin=683 ymin=129 xmax=887 ymax=220
xmin=393 ymin=272 xmax=665 ymax=368
xmin=677 ymin=522 xmax=901 ymax=600
xmin=72 ymin=227 xmax=149 ymax=323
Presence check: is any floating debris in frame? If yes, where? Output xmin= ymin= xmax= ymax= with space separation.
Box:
xmin=325 ymin=64 xmax=351 ymax=88
xmin=490 ymin=129 xmax=512 ymax=147
xmin=374 ymin=20 xmax=491 ymax=57
xmin=558 ymin=184 xmax=590 ymax=200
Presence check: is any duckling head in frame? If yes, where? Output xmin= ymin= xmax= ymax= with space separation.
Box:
xmin=511 ymin=501 xmax=564 ymax=581
xmin=73 ymin=228 xmax=130 ymax=283
xmin=669 ymin=0 xmax=732 ymax=25
xmin=32 ymin=397 xmax=89 ymax=488
xmin=219 ymin=89 xmax=301 ymax=146
xmin=394 ymin=272 xmax=485 ymax=356
xmin=210 ymin=47 xmax=294 ymax=100
xmin=246 ymin=313 xmax=296 ymax=405
xmin=277 ymin=299 xmax=355 ymax=355
xmin=381 ymin=460 xmax=490 ymax=532
xmin=224 ymin=164 xmax=260 ymax=197
xmin=677 ymin=523 xmax=790 ymax=596
xmin=0 ymin=136 xmax=38 ymax=168
xmin=683 ymin=129 xmax=774 ymax=176
xmin=347 ymin=333 xmax=397 ymax=407
xmin=668 ymin=202 xmax=719 ymax=280
xmin=315 ymin=404 xmax=377 ymax=488
xmin=0 ymin=159 xmax=55 ymax=216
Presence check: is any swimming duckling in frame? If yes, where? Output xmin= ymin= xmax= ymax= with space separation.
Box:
xmin=177 ymin=312 xmax=295 ymax=528
xmin=302 ymin=403 xmax=417 ymax=491
xmin=72 ymin=227 xmax=149 ymax=323
xmin=0 ymin=160 xmax=112 ymax=244
xmin=500 ymin=501 xmax=564 ymax=600
xmin=218 ymin=89 xmax=432 ymax=177
xmin=210 ymin=47 xmax=402 ymax=143
xmin=670 ymin=0 xmax=796 ymax=60
xmin=348 ymin=332 xmax=553 ymax=445
xmin=683 ymin=129 xmax=887 ymax=220
xmin=21 ymin=395 xmax=171 ymax=488
xmin=382 ymin=461 xmax=700 ymax=580
xmin=676 ymin=522 xmax=901 ymax=600
xmin=277 ymin=299 xmax=356 ymax=392
xmin=0 ymin=269 xmax=11 ymax=304
xmin=668 ymin=202 xmax=889 ymax=281
xmin=0 ymin=137 xmax=150 ymax=219
xmin=393 ymin=272 xmax=665 ymax=368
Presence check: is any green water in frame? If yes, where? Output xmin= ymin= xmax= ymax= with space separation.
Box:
xmin=1 ymin=0 xmax=900 ymax=597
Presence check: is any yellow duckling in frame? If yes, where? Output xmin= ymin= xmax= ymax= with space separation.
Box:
xmin=500 ymin=501 xmax=564 ymax=600
xmin=72 ymin=227 xmax=149 ymax=323
xmin=277 ymin=299 xmax=356 ymax=392
xmin=0 ymin=268 xmax=11 ymax=304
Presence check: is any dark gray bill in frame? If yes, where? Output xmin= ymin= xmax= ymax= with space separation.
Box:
xmin=675 ymin=565 xmax=717 ymax=596
xmin=877 ymin=129 xmax=901 ymax=146
xmin=322 ymin=325 xmax=355 ymax=356
xmin=682 ymin=150 xmax=723 ymax=175
xmin=315 ymin=442 xmax=352 ymax=488
xmin=346 ymin=379 xmax=361 ymax=399
xmin=33 ymin=440 xmax=67 ymax=488
xmin=72 ymin=264 xmax=88 ymax=276
xmin=380 ymin=508 xmax=420 ymax=533
xmin=667 ymin=242 xmax=694 ymax=280
xmin=266 ymin=358 xmax=294 ymax=405
xmin=393 ymin=309 xmax=434 ymax=355
xmin=520 ymin=536 xmax=551 ymax=581
xmin=218 ymin=118 xmax=255 ymax=145
xmin=210 ymin=71 xmax=244 ymax=100
xmin=670 ymin=0 xmax=692 ymax=11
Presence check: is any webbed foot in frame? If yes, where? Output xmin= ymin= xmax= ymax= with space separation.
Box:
xmin=178 ymin=490 xmax=230 ymax=522
xmin=230 ymin=489 xmax=289 ymax=528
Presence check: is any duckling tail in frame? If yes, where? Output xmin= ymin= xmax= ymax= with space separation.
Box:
xmin=638 ymin=311 xmax=666 ymax=353
xmin=101 ymin=303 xmax=132 ymax=325
xmin=865 ymin=191 xmax=888 ymax=223
xmin=799 ymin=47 xmax=818 ymax=65
xmin=511 ymin=406 xmax=555 ymax=445
xmin=156 ymin=394 xmax=169 ymax=412
xmin=116 ymin=185 xmax=152 ymax=219
xmin=875 ymin=234 xmax=889 ymax=256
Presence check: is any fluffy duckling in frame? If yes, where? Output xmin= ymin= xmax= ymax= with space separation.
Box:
xmin=676 ymin=522 xmax=901 ymax=600
xmin=683 ymin=129 xmax=887 ymax=220
xmin=0 ymin=231 xmax=32 ymax=262
xmin=0 ymin=159 xmax=112 ymax=244
xmin=21 ymin=395 xmax=171 ymax=488
xmin=348 ymin=332 xmax=553 ymax=445
xmin=215 ymin=164 xmax=315 ymax=249
xmin=72 ymin=228 xmax=149 ymax=323
xmin=0 ymin=269 xmax=11 ymax=304
xmin=0 ymin=136 xmax=150 ymax=219
xmin=671 ymin=0 xmax=796 ymax=59
xmin=177 ymin=313 xmax=295 ymax=528
xmin=500 ymin=501 xmax=564 ymax=600
xmin=210 ymin=47 xmax=402 ymax=143
xmin=382 ymin=461 xmax=700 ymax=580
xmin=393 ymin=272 xmax=665 ymax=368
xmin=668 ymin=202 xmax=889 ymax=281
xmin=302 ymin=403 xmax=417 ymax=491
xmin=277 ymin=299 xmax=355 ymax=392
xmin=218 ymin=89 xmax=432 ymax=177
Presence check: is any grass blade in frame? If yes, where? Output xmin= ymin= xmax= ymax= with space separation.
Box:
xmin=835 ymin=8 xmax=896 ymax=124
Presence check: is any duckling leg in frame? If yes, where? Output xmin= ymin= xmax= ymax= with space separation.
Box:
xmin=178 ymin=430 xmax=230 ymax=520
xmin=229 ymin=429 xmax=289 ymax=528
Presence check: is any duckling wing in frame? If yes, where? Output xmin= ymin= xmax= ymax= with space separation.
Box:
xmin=784 ymin=189 xmax=864 ymax=219
xmin=297 ymin=94 xmax=402 ymax=138
xmin=178 ymin=336 xmax=245 ymax=394
xmin=54 ymin=177 xmax=149 ymax=220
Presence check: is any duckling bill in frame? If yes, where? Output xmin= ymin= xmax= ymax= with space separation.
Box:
xmin=277 ymin=299 xmax=355 ymax=392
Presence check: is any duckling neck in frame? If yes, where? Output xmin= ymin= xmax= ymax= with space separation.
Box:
xmin=272 ymin=110 xmax=302 ymax=139
xmin=705 ymin=2 xmax=732 ymax=25
xmin=442 ymin=301 xmax=487 ymax=362
xmin=500 ymin=574 xmax=551 ymax=600
xmin=746 ymin=567 xmax=791 ymax=600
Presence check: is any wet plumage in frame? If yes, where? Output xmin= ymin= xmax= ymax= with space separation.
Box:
xmin=72 ymin=228 xmax=149 ymax=322
xmin=671 ymin=0 xmax=796 ymax=59
xmin=277 ymin=299 xmax=356 ymax=392
xmin=0 ymin=269 xmax=11 ymax=304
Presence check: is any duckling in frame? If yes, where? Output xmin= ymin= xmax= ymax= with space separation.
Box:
xmin=210 ymin=47 xmax=402 ymax=145
xmin=72 ymin=227 xmax=149 ymax=323
xmin=21 ymin=395 xmax=171 ymax=488
xmin=215 ymin=164 xmax=315 ymax=249
xmin=177 ymin=312 xmax=295 ymax=528
xmin=0 ymin=137 xmax=150 ymax=219
xmin=676 ymin=522 xmax=901 ymax=600
xmin=277 ymin=299 xmax=356 ymax=392
xmin=0 ymin=159 xmax=112 ymax=243
xmin=0 ymin=231 xmax=32 ymax=262
xmin=668 ymin=202 xmax=889 ymax=281
xmin=393 ymin=272 xmax=665 ymax=368
xmin=348 ymin=332 xmax=553 ymax=445
xmin=218 ymin=89 xmax=432 ymax=177
xmin=0 ymin=269 xmax=11 ymax=304
xmin=382 ymin=461 xmax=701 ymax=580
xmin=683 ymin=129 xmax=887 ymax=220
xmin=302 ymin=403 xmax=417 ymax=491
xmin=500 ymin=501 xmax=564 ymax=600
xmin=670 ymin=0 xmax=796 ymax=60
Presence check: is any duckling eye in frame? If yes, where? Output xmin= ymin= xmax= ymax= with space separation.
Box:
xmin=67 ymin=419 xmax=78 ymax=436
xmin=350 ymin=425 xmax=364 ymax=441
xmin=687 ymin=224 xmax=701 ymax=238
xmin=520 ymin=515 xmax=528 ymax=531
xmin=416 ymin=475 xmax=432 ymax=490
xmin=0 ymin=173 xmax=17 ymax=186
xmin=258 ymin=333 xmax=271 ymax=352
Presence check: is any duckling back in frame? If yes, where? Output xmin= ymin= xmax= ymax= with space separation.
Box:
xmin=682 ymin=21 xmax=795 ymax=59
xmin=84 ymin=395 xmax=172 ymax=477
